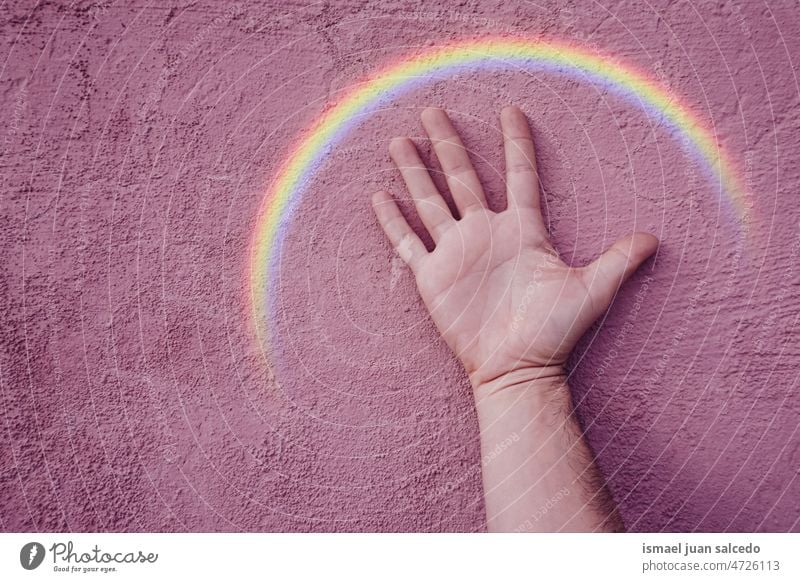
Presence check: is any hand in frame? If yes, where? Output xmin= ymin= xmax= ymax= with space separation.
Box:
xmin=372 ymin=107 xmax=658 ymax=390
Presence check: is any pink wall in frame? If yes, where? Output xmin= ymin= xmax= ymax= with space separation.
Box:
xmin=1 ymin=0 xmax=798 ymax=532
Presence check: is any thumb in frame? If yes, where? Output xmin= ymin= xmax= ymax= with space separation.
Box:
xmin=580 ymin=232 xmax=659 ymax=317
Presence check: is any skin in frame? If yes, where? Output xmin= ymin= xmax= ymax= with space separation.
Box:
xmin=372 ymin=106 xmax=659 ymax=532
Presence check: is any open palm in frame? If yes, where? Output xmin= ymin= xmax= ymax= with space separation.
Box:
xmin=372 ymin=107 xmax=658 ymax=388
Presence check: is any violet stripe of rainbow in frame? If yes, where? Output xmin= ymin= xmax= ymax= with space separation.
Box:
xmin=249 ymin=37 xmax=750 ymax=346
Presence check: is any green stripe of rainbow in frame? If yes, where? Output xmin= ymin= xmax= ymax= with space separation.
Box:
xmin=249 ymin=37 xmax=751 ymax=346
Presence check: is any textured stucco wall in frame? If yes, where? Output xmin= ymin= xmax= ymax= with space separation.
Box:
xmin=1 ymin=0 xmax=799 ymax=532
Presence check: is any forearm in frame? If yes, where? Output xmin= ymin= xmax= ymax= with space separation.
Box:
xmin=472 ymin=368 xmax=624 ymax=532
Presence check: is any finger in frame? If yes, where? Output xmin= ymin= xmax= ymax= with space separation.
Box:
xmin=580 ymin=232 xmax=659 ymax=317
xmin=420 ymin=107 xmax=488 ymax=216
xmin=371 ymin=190 xmax=428 ymax=272
xmin=500 ymin=106 xmax=544 ymax=220
xmin=388 ymin=137 xmax=454 ymax=241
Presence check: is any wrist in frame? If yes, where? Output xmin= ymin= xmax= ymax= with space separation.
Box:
xmin=471 ymin=366 xmax=569 ymax=404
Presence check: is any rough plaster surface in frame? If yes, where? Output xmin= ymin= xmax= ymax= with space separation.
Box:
xmin=1 ymin=0 xmax=799 ymax=532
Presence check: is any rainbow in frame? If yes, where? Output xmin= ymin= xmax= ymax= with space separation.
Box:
xmin=249 ymin=37 xmax=751 ymax=346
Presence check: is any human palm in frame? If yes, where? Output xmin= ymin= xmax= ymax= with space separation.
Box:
xmin=372 ymin=107 xmax=658 ymax=388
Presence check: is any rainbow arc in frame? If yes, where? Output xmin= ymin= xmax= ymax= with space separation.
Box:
xmin=249 ymin=38 xmax=751 ymax=346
